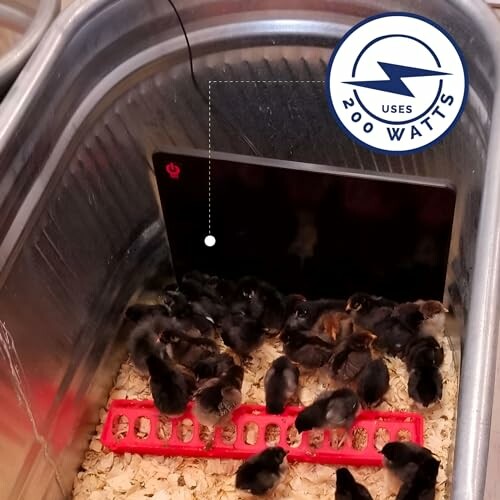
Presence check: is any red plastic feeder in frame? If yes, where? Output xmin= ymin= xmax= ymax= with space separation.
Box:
xmin=101 ymin=399 xmax=423 ymax=466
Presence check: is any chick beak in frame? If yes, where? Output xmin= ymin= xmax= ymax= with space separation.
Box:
xmin=345 ymin=301 xmax=352 ymax=312
xmin=443 ymin=307 xmax=449 ymax=313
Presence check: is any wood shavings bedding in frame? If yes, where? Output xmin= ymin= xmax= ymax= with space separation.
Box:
xmin=73 ymin=327 xmax=458 ymax=500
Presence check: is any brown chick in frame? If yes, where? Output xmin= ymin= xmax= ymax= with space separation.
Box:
xmin=414 ymin=300 xmax=448 ymax=337
xmin=330 ymin=330 xmax=376 ymax=382
xmin=193 ymin=364 xmax=244 ymax=426
xmin=311 ymin=311 xmax=353 ymax=343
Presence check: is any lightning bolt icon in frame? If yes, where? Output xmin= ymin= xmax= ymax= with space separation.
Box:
xmin=343 ymin=62 xmax=451 ymax=97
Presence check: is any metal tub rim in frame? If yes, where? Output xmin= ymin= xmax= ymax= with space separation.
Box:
xmin=0 ymin=0 xmax=59 ymax=93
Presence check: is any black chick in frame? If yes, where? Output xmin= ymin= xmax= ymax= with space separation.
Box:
xmin=373 ymin=315 xmax=419 ymax=357
xmin=283 ymin=293 xmax=307 ymax=317
xmin=404 ymin=336 xmax=444 ymax=371
xmin=284 ymin=298 xmax=346 ymax=336
xmin=198 ymin=274 xmax=237 ymax=306
xmin=234 ymin=276 xmax=285 ymax=332
xmin=356 ymin=358 xmax=390 ymax=407
xmin=214 ymin=278 xmax=238 ymax=304
xmin=264 ymin=356 xmax=300 ymax=414
xmin=257 ymin=283 xmax=287 ymax=333
xmin=192 ymin=353 xmax=236 ymax=382
xmin=125 ymin=304 xmax=170 ymax=323
xmin=179 ymin=273 xmax=228 ymax=323
xmin=295 ymin=388 xmax=360 ymax=445
xmin=330 ymin=330 xmax=376 ymax=382
xmin=381 ymin=442 xmax=437 ymax=484
xmin=180 ymin=274 xmax=216 ymax=300
xmin=192 ymin=296 xmax=228 ymax=325
xmin=346 ymin=293 xmax=396 ymax=331
xmin=396 ymin=454 xmax=440 ymax=500
xmin=163 ymin=289 xmax=187 ymax=314
xmin=234 ymin=275 xmax=268 ymax=298
xmin=280 ymin=329 xmax=334 ymax=369
xmin=127 ymin=314 xmax=177 ymax=373
xmin=193 ymin=364 xmax=244 ymax=426
xmin=282 ymin=299 xmax=314 ymax=333
xmin=161 ymin=328 xmax=218 ymax=369
xmin=220 ymin=307 xmax=265 ymax=358
xmin=408 ymin=367 xmax=443 ymax=407
xmin=230 ymin=290 xmax=265 ymax=321
xmin=335 ymin=467 xmax=373 ymax=500
xmin=163 ymin=290 xmax=215 ymax=337
xmin=146 ymin=354 xmax=196 ymax=416
xmin=235 ymin=447 xmax=288 ymax=496
xmin=391 ymin=302 xmax=425 ymax=333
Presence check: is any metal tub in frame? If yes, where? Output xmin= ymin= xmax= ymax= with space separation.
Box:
xmin=0 ymin=0 xmax=499 ymax=498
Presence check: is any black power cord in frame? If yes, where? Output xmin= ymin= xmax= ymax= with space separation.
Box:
xmin=166 ymin=0 xmax=261 ymax=155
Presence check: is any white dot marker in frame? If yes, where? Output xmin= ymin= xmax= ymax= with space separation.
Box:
xmin=204 ymin=235 xmax=216 ymax=247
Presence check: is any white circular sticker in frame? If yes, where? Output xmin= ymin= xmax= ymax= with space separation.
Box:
xmin=326 ymin=13 xmax=468 ymax=155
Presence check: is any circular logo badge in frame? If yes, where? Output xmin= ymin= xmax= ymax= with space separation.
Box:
xmin=326 ymin=13 xmax=468 ymax=155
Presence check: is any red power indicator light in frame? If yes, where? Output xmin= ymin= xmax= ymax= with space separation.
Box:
xmin=165 ymin=162 xmax=181 ymax=179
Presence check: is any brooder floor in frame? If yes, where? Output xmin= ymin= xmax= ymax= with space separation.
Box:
xmin=73 ymin=327 xmax=457 ymax=500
